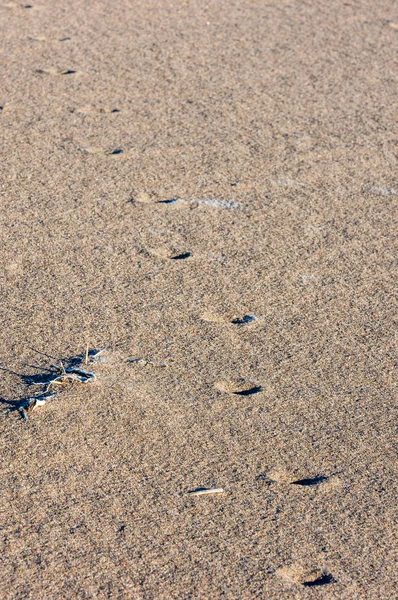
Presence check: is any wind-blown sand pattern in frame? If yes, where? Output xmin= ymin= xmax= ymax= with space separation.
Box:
xmin=0 ymin=0 xmax=396 ymax=598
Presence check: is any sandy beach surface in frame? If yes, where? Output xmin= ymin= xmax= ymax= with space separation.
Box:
xmin=0 ymin=0 xmax=397 ymax=598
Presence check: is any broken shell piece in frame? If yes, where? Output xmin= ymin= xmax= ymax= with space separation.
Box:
xmin=186 ymin=488 xmax=224 ymax=496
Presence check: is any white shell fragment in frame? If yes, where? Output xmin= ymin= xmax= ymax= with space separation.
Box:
xmin=186 ymin=488 xmax=224 ymax=496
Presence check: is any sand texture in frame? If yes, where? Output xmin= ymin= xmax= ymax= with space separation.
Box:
xmin=0 ymin=0 xmax=397 ymax=598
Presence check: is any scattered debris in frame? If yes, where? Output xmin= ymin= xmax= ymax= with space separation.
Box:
xmin=125 ymin=358 xmax=168 ymax=368
xmin=86 ymin=349 xmax=106 ymax=363
xmin=186 ymin=488 xmax=224 ymax=496
xmin=18 ymin=392 xmax=57 ymax=422
xmin=45 ymin=363 xmax=96 ymax=387
xmin=4 ymin=347 xmax=103 ymax=421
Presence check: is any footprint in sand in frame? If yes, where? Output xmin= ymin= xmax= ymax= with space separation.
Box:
xmin=3 ymin=2 xmax=38 ymax=9
xmin=201 ymin=312 xmax=260 ymax=327
xmin=73 ymin=106 xmax=120 ymax=115
xmin=130 ymin=193 xmax=241 ymax=209
xmin=35 ymin=68 xmax=83 ymax=76
xmin=131 ymin=192 xmax=186 ymax=206
xmin=214 ymin=378 xmax=262 ymax=396
xmin=260 ymin=468 xmax=341 ymax=489
xmin=148 ymin=247 xmax=192 ymax=261
xmin=276 ymin=565 xmax=336 ymax=586
xmin=77 ymin=147 xmax=125 ymax=156
xmin=28 ymin=36 xmax=71 ymax=42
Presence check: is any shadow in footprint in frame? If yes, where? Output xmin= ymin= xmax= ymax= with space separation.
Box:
xmin=108 ymin=148 xmax=123 ymax=155
xmin=303 ymin=573 xmax=336 ymax=587
xmin=233 ymin=386 xmax=263 ymax=396
xmin=277 ymin=565 xmax=335 ymax=587
xmin=171 ymin=252 xmax=191 ymax=260
xmin=215 ymin=379 xmax=262 ymax=396
xmin=201 ymin=312 xmax=260 ymax=326
xmin=231 ymin=315 xmax=257 ymax=326
xmin=291 ymin=475 xmax=329 ymax=487
xmin=157 ymin=198 xmax=181 ymax=205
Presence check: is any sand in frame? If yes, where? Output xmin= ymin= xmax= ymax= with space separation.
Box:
xmin=0 ymin=0 xmax=397 ymax=598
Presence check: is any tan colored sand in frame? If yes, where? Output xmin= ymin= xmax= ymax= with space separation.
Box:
xmin=0 ymin=0 xmax=397 ymax=598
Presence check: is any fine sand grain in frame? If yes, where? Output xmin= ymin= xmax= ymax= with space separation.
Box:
xmin=0 ymin=0 xmax=397 ymax=598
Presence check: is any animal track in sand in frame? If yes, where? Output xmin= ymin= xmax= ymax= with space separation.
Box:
xmin=201 ymin=312 xmax=260 ymax=326
xmin=125 ymin=358 xmax=168 ymax=368
xmin=0 ymin=103 xmax=18 ymax=114
xmin=28 ymin=35 xmax=71 ymax=42
xmin=35 ymin=68 xmax=83 ymax=76
xmin=148 ymin=247 xmax=192 ymax=260
xmin=3 ymin=2 xmax=38 ymax=9
xmin=77 ymin=147 xmax=125 ymax=156
xmin=131 ymin=192 xmax=186 ymax=206
xmin=214 ymin=378 xmax=262 ymax=396
xmin=262 ymin=469 xmax=340 ymax=489
xmin=130 ymin=194 xmax=241 ymax=209
xmin=277 ymin=565 xmax=336 ymax=586
xmin=73 ymin=106 xmax=120 ymax=115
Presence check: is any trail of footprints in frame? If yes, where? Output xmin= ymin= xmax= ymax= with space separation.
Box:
xmin=1 ymin=22 xmax=338 ymax=585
